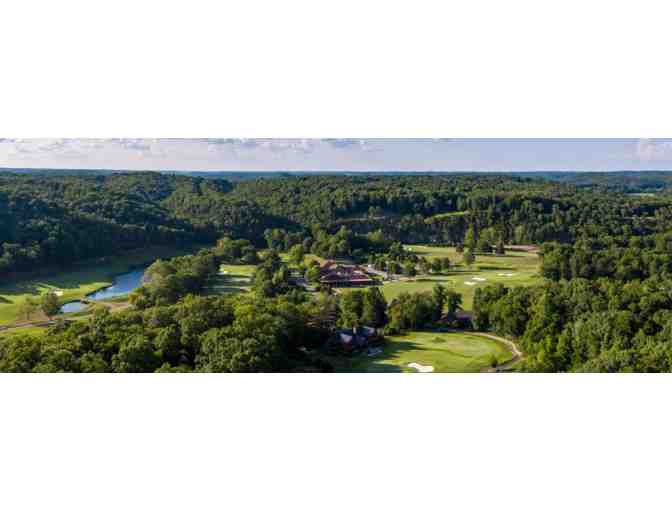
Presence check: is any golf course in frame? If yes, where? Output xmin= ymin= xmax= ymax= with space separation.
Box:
xmin=378 ymin=244 xmax=541 ymax=310
xmin=0 ymin=245 xmax=201 ymax=328
xmin=328 ymin=330 xmax=515 ymax=373
xmin=206 ymin=263 xmax=256 ymax=295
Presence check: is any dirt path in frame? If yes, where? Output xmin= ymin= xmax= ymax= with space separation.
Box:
xmin=471 ymin=332 xmax=524 ymax=372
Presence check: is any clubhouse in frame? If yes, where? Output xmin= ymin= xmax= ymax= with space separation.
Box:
xmin=319 ymin=260 xmax=374 ymax=287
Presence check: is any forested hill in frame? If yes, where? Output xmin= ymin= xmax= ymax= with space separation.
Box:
xmin=2 ymin=171 xmax=672 ymax=278
xmin=0 ymin=172 xmax=259 ymax=276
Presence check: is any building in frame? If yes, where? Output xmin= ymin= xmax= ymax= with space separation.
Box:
xmin=326 ymin=326 xmax=384 ymax=353
xmin=319 ymin=260 xmax=374 ymax=287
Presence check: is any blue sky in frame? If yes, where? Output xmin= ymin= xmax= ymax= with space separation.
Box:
xmin=1 ymin=138 xmax=671 ymax=171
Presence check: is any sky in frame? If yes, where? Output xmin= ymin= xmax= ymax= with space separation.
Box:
xmin=1 ymin=138 xmax=672 ymax=172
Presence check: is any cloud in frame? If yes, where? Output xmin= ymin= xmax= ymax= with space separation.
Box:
xmin=324 ymin=138 xmax=360 ymax=149
xmin=637 ymin=138 xmax=672 ymax=162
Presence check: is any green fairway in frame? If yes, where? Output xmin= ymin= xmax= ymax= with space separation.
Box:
xmin=0 ymin=245 xmax=200 ymax=326
xmin=377 ymin=244 xmax=541 ymax=310
xmin=330 ymin=331 xmax=514 ymax=373
xmin=206 ymin=263 xmax=256 ymax=295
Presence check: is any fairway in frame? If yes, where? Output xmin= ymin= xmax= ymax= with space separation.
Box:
xmin=206 ymin=263 xmax=256 ymax=294
xmin=0 ymin=245 xmax=200 ymax=326
xmin=378 ymin=244 xmax=541 ymax=310
xmin=330 ymin=331 xmax=514 ymax=373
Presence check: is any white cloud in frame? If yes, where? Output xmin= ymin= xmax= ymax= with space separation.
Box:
xmin=1 ymin=138 xmax=671 ymax=171
xmin=637 ymin=138 xmax=672 ymax=162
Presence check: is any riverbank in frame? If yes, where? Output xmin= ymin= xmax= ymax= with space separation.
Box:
xmin=0 ymin=244 xmax=202 ymax=326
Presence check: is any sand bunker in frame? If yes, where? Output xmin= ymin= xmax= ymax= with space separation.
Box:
xmin=472 ymin=277 xmax=486 ymax=281
xmin=54 ymin=291 xmax=64 ymax=297
xmin=497 ymin=273 xmax=516 ymax=277
xmin=465 ymin=281 xmax=476 ymax=286
xmin=407 ymin=362 xmax=434 ymax=373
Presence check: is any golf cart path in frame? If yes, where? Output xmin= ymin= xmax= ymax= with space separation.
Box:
xmin=471 ymin=332 xmax=523 ymax=371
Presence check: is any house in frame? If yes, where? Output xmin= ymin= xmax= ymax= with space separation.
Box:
xmin=319 ymin=260 xmax=374 ymax=287
xmin=326 ymin=326 xmax=384 ymax=353
xmin=438 ymin=310 xmax=473 ymax=329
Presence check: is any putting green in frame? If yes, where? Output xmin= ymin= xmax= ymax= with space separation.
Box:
xmin=329 ymin=330 xmax=514 ymax=373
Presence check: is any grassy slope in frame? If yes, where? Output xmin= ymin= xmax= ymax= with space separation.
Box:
xmin=0 ymin=245 xmax=200 ymax=325
xmin=329 ymin=331 xmax=513 ymax=373
xmin=377 ymin=245 xmax=541 ymax=310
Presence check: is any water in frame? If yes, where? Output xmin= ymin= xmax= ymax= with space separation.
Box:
xmin=85 ymin=268 xmax=146 ymax=301
xmin=60 ymin=301 xmax=88 ymax=314
xmin=59 ymin=267 xmax=146 ymax=314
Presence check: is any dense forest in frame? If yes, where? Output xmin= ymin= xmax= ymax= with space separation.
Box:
xmin=4 ymin=170 xmax=672 ymax=372
xmin=3 ymin=171 xmax=670 ymax=277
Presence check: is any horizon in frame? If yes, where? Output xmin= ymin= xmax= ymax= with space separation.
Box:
xmin=2 ymin=138 xmax=672 ymax=172
xmin=4 ymin=167 xmax=672 ymax=174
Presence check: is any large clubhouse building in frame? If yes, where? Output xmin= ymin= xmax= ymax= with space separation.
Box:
xmin=319 ymin=260 xmax=374 ymax=287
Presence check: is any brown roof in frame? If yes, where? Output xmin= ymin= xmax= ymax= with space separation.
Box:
xmin=319 ymin=262 xmax=373 ymax=284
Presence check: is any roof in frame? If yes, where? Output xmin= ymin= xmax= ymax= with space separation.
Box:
xmin=319 ymin=262 xmax=373 ymax=284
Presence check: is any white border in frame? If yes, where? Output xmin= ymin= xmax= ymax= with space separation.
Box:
xmin=2 ymin=1 xmax=672 ymax=509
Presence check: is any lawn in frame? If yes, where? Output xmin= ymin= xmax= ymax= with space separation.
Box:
xmin=0 ymin=245 xmax=201 ymax=326
xmin=377 ymin=244 xmax=542 ymax=310
xmin=329 ymin=331 xmax=513 ymax=373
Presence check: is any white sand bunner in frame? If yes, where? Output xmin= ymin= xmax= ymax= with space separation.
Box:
xmin=473 ymin=277 xmax=486 ymax=281
xmin=407 ymin=362 xmax=434 ymax=373
xmin=465 ymin=281 xmax=476 ymax=286
xmin=54 ymin=290 xmax=64 ymax=296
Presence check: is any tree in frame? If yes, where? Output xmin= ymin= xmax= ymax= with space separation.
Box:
xmin=496 ymin=239 xmax=506 ymax=255
xmin=463 ymin=250 xmax=476 ymax=267
xmin=338 ymin=291 xmax=365 ymax=328
xmin=431 ymin=284 xmax=448 ymax=321
xmin=464 ymin=225 xmax=478 ymax=251
xmin=418 ymin=257 xmax=431 ymax=274
xmin=18 ymin=296 xmax=39 ymax=321
xmin=40 ymin=291 xmax=60 ymax=318
xmin=476 ymin=238 xmax=492 ymax=254
xmin=430 ymin=258 xmax=443 ymax=274
xmin=445 ymin=290 xmax=463 ymax=319
xmin=305 ymin=264 xmax=322 ymax=284
xmin=388 ymin=261 xmax=401 ymax=275
xmin=361 ymin=287 xmax=388 ymax=327
xmin=440 ymin=257 xmax=452 ymax=272
xmin=403 ymin=262 xmax=417 ymax=277
xmin=288 ymin=244 xmax=305 ymax=266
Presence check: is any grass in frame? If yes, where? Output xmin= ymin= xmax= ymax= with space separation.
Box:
xmin=426 ymin=211 xmax=469 ymax=220
xmin=329 ymin=330 xmax=513 ymax=373
xmin=206 ymin=263 xmax=256 ymax=295
xmin=0 ymin=326 xmax=48 ymax=339
xmin=0 ymin=245 xmax=201 ymax=326
xmin=376 ymin=244 xmax=541 ymax=310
